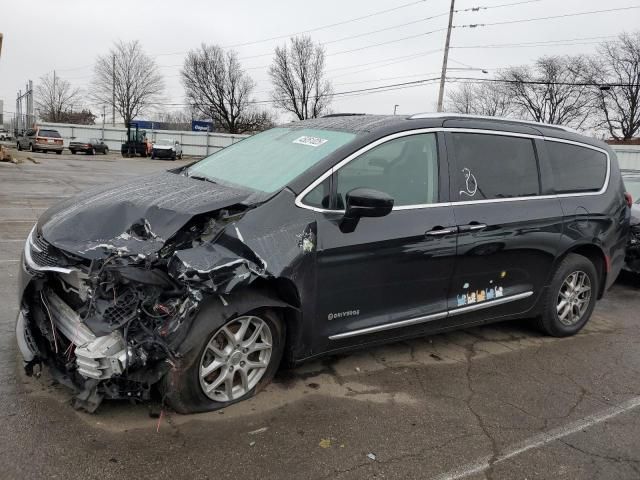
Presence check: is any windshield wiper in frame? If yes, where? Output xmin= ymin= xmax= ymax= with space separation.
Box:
xmin=188 ymin=174 xmax=218 ymax=185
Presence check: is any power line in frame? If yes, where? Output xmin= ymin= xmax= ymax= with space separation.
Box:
xmin=452 ymin=34 xmax=617 ymax=49
xmin=455 ymin=0 xmax=541 ymax=12
xmin=153 ymin=0 xmax=428 ymax=54
xmin=446 ymin=76 xmax=636 ymax=87
xmin=454 ymin=5 xmax=640 ymax=29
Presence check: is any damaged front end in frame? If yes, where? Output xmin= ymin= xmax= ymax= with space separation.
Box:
xmin=625 ymin=218 xmax=640 ymax=274
xmin=17 ymin=204 xmax=268 ymax=412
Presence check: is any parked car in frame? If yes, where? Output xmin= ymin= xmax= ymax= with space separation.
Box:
xmin=17 ymin=127 xmax=64 ymax=154
xmin=622 ymin=169 xmax=640 ymax=274
xmin=68 ymin=138 xmax=109 ymax=155
xmin=0 ymin=128 xmax=12 ymax=141
xmin=151 ymin=138 xmax=183 ymax=160
xmin=16 ymin=113 xmax=630 ymax=413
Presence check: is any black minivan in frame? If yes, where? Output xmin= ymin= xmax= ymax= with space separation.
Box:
xmin=16 ymin=114 xmax=630 ymax=413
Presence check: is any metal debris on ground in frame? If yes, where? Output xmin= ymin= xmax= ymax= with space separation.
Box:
xmin=367 ymin=453 xmax=377 ymax=461
xmin=248 ymin=427 xmax=268 ymax=435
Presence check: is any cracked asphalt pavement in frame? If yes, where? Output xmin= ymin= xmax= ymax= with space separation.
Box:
xmin=1 ymin=151 xmax=640 ymax=479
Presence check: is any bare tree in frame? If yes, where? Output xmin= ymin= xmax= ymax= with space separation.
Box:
xmin=446 ymin=82 xmax=513 ymax=117
xmin=36 ymin=72 xmax=81 ymax=122
xmin=590 ymin=32 xmax=640 ymax=140
xmin=498 ymin=56 xmax=595 ymax=129
xmin=269 ymin=36 xmax=332 ymax=120
xmin=92 ymin=40 xmax=163 ymax=125
xmin=181 ymin=44 xmax=269 ymax=133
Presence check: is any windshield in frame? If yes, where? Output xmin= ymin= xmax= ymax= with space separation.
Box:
xmin=156 ymin=139 xmax=174 ymax=146
xmin=624 ymin=177 xmax=640 ymax=204
xmin=187 ymin=127 xmax=356 ymax=193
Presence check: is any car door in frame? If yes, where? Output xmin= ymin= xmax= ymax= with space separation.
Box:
xmin=444 ymin=129 xmax=564 ymax=324
xmin=305 ymin=131 xmax=458 ymax=348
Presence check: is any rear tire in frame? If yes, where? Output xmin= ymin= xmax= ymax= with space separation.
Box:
xmin=17 ymin=142 xmax=22 ymax=151
xmin=70 ymin=150 xmax=76 ymax=155
xmin=56 ymin=150 xmax=62 ymax=155
xmin=161 ymin=307 xmax=285 ymax=414
xmin=536 ymin=253 xmax=598 ymax=337
xmin=29 ymin=143 xmax=35 ymax=153
xmin=104 ymin=147 xmax=109 ymax=155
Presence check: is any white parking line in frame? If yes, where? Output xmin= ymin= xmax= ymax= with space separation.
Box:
xmin=433 ymin=396 xmax=640 ymax=480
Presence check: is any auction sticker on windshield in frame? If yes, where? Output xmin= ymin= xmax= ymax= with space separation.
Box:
xmin=293 ymin=136 xmax=328 ymax=147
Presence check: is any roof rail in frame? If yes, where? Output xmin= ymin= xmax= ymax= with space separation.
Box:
xmin=408 ymin=112 xmax=579 ymax=133
xmin=321 ymin=113 xmax=366 ymax=118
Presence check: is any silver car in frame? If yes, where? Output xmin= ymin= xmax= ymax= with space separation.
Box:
xmin=151 ymin=138 xmax=183 ymax=160
xmin=17 ymin=127 xmax=64 ymax=154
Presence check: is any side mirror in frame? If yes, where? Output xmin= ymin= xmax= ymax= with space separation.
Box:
xmin=340 ymin=188 xmax=393 ymax=233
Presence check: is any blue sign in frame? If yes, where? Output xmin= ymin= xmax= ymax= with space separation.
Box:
xmin=192 ymin=120 xmax=213 ymax=132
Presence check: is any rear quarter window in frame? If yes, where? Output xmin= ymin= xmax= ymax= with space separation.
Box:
xmin=546 ymin=141 xmax=607 ymax=193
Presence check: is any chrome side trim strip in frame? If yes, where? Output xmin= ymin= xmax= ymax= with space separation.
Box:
xmin=328 ymin=311 xmax=448 ymax=340
xmin=328 ymin=291 xmax=534 ymax=340
xmin=447 ymin=291 xmax=534 ymax=317
xmin=294 ymin=127 xmax=611 ymax=213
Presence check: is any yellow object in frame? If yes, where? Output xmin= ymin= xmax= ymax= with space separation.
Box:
xmin=319 ymin=438 xmax=331 ymax=448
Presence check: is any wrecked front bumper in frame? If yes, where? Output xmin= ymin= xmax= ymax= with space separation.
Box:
xmin=15 ymin=226 xmax=200 ymax=411
xmin=624 ymin=225 xmax=640 ymax=274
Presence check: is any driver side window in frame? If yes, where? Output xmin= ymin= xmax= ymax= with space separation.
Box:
xmin=335 ymin=133 xmax=439 ymax=208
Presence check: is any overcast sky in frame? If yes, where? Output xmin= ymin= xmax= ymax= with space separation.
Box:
xmin=1 ymin=0 xmax=639 ymax=123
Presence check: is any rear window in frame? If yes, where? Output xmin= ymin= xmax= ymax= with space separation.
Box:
xmin=38 ymin=130 xmax=61 ymax=138
xmin=450 ymin=133 xmax=540 ymax=200
xmin=546 ymin=141 xmax=607 ymax=193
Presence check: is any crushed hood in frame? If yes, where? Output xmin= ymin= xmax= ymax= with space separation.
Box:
xmin=37 ymin=171 xmax=251 ymax=259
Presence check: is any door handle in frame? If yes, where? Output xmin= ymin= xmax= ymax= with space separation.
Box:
xmin=458 ymin=223 xmax=487 ymax=232
xmin=425 ymin=226 xmax=458 ymax=236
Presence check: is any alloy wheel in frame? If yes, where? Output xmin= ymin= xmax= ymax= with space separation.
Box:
xmin=556 ymin=270 xmax=591 ymax=326
xmin=199 ymin=315 xmax=273 ymax=402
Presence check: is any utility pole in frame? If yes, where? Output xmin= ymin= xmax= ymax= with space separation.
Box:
xmin=102 ymin=105 xmax=106 ymax=141
xmin=53 ymin=70 xmax=56 ymax=121
xmin=112 ymin=54 xmax=116 ymax=125
xmin=437 ymin=0 xmax=455 ymax=113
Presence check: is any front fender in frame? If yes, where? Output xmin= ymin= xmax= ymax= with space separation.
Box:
xmin=176 ymin=287 xmax=296 ymax=355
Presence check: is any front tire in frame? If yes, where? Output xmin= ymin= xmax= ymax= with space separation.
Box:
xmin=161 ymin=308 xmax=285 ymax=414
xmin=537 ymin=253 xmax=598 ymax=337
xmin=17 ymin=142 xmax=22 ymax=151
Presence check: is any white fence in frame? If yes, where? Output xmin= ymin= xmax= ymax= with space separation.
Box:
xmin=610 ymin=145 xmax=640 ymax=170
xmin=39 ymin=122 xmax=249 ymax=157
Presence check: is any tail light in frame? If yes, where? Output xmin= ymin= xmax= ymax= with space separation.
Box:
xmin=35 ymin=136 xmax=46 ymax=144
xmin=624 ymin=192 xmax=633 ymax=208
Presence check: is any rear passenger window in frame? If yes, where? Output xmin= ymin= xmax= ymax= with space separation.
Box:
xmin=450 ymin=133 xmax=540 ymax=200
xmin=335 ymin=133 xmax=439 ymax=208
xmin=546 ymin=141 xmax=607 ymax=193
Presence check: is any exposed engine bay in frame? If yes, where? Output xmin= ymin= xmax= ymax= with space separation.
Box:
xmin=625 ymin=220 xmax=640 ymax=274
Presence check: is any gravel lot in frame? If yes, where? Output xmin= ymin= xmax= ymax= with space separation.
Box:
xmin=1 ymin=150 xmax=640 ymax=479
